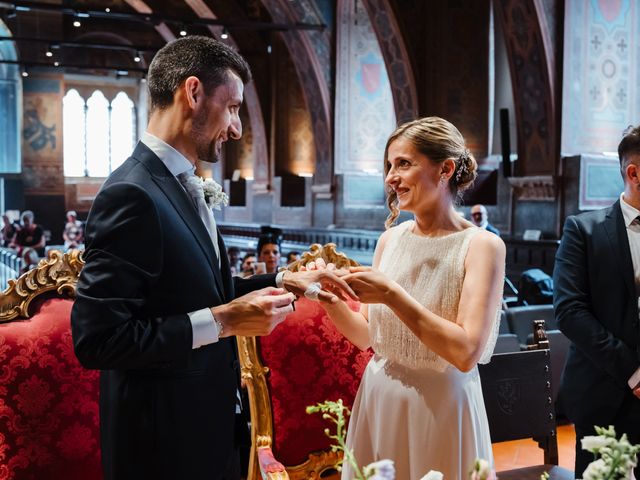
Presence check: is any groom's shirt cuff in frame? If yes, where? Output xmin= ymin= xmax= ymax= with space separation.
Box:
xmin=628 ymin=366 xmax=640 ymax=390
xmin=276 ymin=271 xmax=286 ymax=289
xmin=189 ymin=308 xmax=221 ymax=348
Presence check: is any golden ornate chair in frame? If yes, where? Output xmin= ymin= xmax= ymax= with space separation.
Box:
xmin=0 ymin=250 xmax=102 ymax=480
xmin=237 ymin=243 xmax=371 ymax=480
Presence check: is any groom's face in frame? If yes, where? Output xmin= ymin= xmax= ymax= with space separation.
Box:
xmin=191 ymin=70 xmax=244 ymax=163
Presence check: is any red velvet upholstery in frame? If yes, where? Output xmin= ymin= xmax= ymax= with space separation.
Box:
xmin=258 ymin=298 xmax=372 ymax=467
xmin=0 ymin=297 xmax=101 ymax=480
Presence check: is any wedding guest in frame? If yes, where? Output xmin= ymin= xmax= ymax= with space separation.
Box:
xmin=12 ymin=210 xmax=45 ymax=257
xmin=63 ymin=210 xmax=84 ymax=249
xmin=1 ymin=214 xmax=19 ymax=247
xmin=240 ymin=253 xmax=257 ymax=278
xmin=286 ymin=251 xmax=300 ymax=265
xmin=227 ymin=246 xmax=241 ymax=275
xmin=470 ymin=204 xmax=500 ymax=236
xmin=257 ymin=234 xmax=282 ymax=274
xmin=554 ymin=124 xmax=640 ymax=478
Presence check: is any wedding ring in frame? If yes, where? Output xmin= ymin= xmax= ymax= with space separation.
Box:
xmin=304 ymin=282 xmax=322 ymax=301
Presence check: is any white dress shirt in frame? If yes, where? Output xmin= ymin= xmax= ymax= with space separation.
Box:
xmin=618 ymin=193 xmax=640 ymax=389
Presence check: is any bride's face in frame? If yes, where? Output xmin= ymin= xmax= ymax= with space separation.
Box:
xmin=384 ymin=137 xmax=443 ymax=213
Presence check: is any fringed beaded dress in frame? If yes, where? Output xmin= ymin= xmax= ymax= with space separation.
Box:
xmin=341 ymin=221 xmax=499 ymax=480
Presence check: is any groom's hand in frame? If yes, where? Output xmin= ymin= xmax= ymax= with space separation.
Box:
xmin=211 ymin=287 xmax=295 ymax=337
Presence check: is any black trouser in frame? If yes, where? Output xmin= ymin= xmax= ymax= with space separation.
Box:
xmin=221 ymin=448 xmax=241 ymax=480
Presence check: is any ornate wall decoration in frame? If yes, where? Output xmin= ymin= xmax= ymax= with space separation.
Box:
xmin=562 ymin=0 xmax=638 ymax=155
xmin=261 ymin=0 xmax=332 ymax=186
xmin=361 ymin=0 xmax=418 ymax=124
xmin=335 ymin=0 xmax=396 ymax=175
xmin=496 ymin=0 xmax=558 ymax=175
xmin=508 ymin=175 xmax=556 ymax=201
xmin=286 ymin=0 xmax=333 ymax=93
xmin=22 ymin=77 xmax=64 ymax=195
xmin=578 ymin=154 xmax=623 ymax=210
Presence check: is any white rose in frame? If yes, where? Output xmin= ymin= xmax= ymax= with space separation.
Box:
xmin=581 ymin=435 xmax=611 ymax=452
xmin=581 ymin=459 xmax=608 ymax=480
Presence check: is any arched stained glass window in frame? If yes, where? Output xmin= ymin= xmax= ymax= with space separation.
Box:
xmin=62 ymin=88 xmax=137 ymax=177
xmin=63 ymin=89 xmax=86 ymax=176
xmin=110 ymin=92 xmax=135 ymax=172
xmin=86 ymin=90 xmax=110 ymax=177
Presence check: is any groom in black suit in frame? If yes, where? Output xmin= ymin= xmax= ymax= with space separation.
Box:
xmin=71 ymin=36 xmax=354 ymax=480
xmin=554 ymin=125 xmax=640 ymax=477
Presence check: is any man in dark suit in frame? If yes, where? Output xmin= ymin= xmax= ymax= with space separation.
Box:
xmin=71 ymin=36 xmax=355 ymax=480
xmin=554 ymin=125 xmax=640 ymax=478
xmin=470 ymin=204 xmax=500 ymax=236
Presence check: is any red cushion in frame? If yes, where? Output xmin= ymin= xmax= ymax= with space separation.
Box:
xmin=258 ymin=299 xmax=372 ymax=466
xmin=0 ymin=297 xmax=102 ymax=480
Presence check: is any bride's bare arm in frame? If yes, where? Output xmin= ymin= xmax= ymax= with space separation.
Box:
xmin=390 ymin=230 xmax=504 ymax=371
xmin=318 ymin=229 xmax=394 ymax=351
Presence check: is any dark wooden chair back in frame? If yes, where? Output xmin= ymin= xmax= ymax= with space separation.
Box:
xmin=479 ymin=327 xmax=573 ymax=480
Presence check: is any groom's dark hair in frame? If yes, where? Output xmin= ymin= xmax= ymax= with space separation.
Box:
xmin=619 ymin=125 xmax=640 ymax=178
xmin=147 ymin=35 xmax=251 ymax=112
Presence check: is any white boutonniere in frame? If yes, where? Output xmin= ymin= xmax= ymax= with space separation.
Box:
xmin=201 ymin=177 xmax=229 ymax=210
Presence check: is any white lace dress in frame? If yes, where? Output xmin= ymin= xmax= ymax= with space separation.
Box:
xmin=341 ymin=221 xmax=499 ymax=480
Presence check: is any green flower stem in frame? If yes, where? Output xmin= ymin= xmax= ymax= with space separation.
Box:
xmin=307 ymin=400 xmax=366 ymax=480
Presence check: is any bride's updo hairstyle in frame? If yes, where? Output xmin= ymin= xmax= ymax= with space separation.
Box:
xmin=383 ymin=116 xmax=477 ymax=229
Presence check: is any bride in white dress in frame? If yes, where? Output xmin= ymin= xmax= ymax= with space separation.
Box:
xmin=311 ymin=117 xmax=505 ymax=479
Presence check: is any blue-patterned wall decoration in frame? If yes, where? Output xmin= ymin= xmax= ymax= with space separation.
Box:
xmin=344 ymin=174 xmax=385 ymax=208
xmin=579 ymin=154 xmax=623 ymax=210
xmin=22 ymin=79 xmax=60 ymax=154
xmin=562 ymin=0 xmax=639 ymax=154
xmin=335 ymin=0 xmax=396 ymax=175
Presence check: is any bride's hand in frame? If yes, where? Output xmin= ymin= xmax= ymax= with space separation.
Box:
xmin=296 ymin=258 xmax=350 ymax=304
xmin=343 ymin=266 xmax=395 ymax=304
xmin=300 ymin=257 xmax=336 ymax=272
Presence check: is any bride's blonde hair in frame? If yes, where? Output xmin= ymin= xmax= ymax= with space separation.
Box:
xmin=383 ymin=116 xmax=477 ymax=229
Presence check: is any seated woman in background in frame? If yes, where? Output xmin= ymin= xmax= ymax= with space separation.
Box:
xmin=1 ymin=214 xmax=19 ymax=247
xmin=257 ymin=234 xmax=282 ymax=274
xmin=63 ymin=210 xmax=84 ymax=250
xmin=11 ymin=210 xmax=45 ymax=257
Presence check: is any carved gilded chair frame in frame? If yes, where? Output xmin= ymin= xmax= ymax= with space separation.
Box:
xmin=0 ymin=249 xmax=84 ymax=323
xmin=237 ymin=243 xmax=359 ymax=480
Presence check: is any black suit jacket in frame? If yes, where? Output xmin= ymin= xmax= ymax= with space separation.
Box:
xmin=553 ymin=200 xmax=640 ymax=427
xmin=71 ymin=142 xmax=275 ymax=480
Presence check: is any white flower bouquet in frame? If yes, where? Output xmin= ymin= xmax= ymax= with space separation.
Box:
xmin=579 ymin=426 xmax=640 ymax=480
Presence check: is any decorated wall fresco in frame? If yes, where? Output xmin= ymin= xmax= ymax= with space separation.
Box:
xmin=562 ymin=0 xmax=639 ymax=154
xmin=334 ymin=0 xmax=396 ymax=176
xmin=22 ymin=76 xmax=64 ymax=195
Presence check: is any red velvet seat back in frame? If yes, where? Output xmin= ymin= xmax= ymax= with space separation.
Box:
xmin=258 ymin=298 xmax=372 ymax=466
xmin=0 ymin=297 xmax=101 ymax=480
